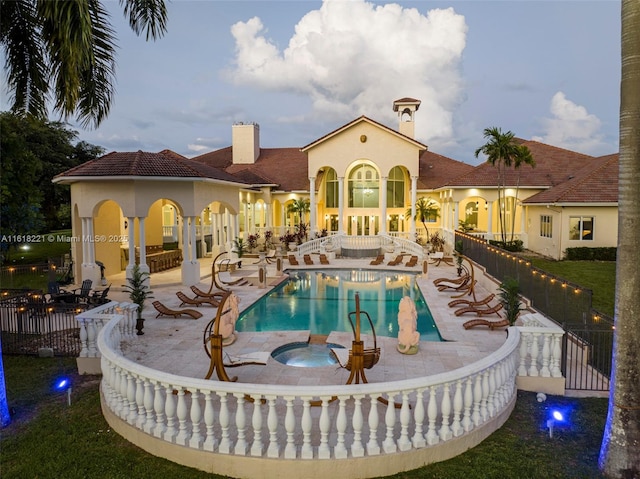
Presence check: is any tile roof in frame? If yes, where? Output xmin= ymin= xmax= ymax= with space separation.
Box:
xmin=417 ymin=150 xmax=475 ymax=189
xmin=54 ymin=150 xmax=245 ymax=184
xmin=446 ymin=139 xmax=596 ymax=188
xmin=523 ymin=154 xmax=619 ymax=204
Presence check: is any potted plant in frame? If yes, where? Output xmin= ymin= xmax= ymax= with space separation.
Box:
xmin=122 ymin=264 xmax=154 ymax=335
xmin=499 ymin=277 xmax=523 ymax=326
xmin=454 ymin=240 xmax=464 ymax=276
xmin=232 ymin=238 xmax=247 ymax=259
xmin=429 ymin=232 xmax=446 ymax=252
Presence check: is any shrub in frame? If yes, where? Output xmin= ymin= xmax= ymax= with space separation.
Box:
xmin=564 ymin=247 xmax=616 ymax=261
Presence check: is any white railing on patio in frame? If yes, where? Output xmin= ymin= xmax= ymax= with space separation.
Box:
xmin=96 ymin=310 xmax=520 ymax=468
xmin=77 ymin=301 xmax=139 ymax=359
xmin=518 ymin=312 xmax=564 ymax=379
xmin=295 ymin=235 xmax=425 ymax=259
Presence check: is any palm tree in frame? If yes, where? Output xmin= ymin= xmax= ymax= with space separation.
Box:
xmin=286 ymin=198 xmax=310 ymax=226
xmin=508 ymin=144 xmax=535 ymax=242
xmin=599 ymin=0 xmax=640 ymax=476
xmin=406 ymin=197 xmax=439 ymax=240
xmin=0 ymin=0 xmax=168 ymax=128
xmin=474 ymin=127 xmax=534 ymax=244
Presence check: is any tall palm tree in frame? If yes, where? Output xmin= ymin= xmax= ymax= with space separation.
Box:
xmin=286 ymin=198 xmax=310 ymax=226
xmin=406 ymin=197 xmax=439 ymax=239
xmin=0 ymin=0 xmax=168 ymax=129
xmin=474 ymin=127 xmax=534 ymax=244
xmin=599 ymin=0 xmax=640 ymax=476
xmin=508 ymin=144 xmax=535 ymax=242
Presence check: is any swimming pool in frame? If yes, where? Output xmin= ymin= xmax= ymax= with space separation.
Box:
xmin=236 ymin=269 xmax=442 ymax=341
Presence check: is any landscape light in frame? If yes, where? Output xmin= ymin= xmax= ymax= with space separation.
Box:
xmin=54 ymin=376 xmax=72 ymax=406
xmin=546 ymin=407 xmax=569 ymax=438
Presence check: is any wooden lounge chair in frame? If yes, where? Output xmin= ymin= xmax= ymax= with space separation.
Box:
xmin=405 ymin=255 xmax=418 ymax=267
xmin=430 ymin=252 xmax=454 ymax=266
xmin=369 ymin=254 xmax=384 ymax=265
xmin=303 ymin=254 xmax=314 ymax=265
xmin=454 ymin=302 xmax=503 ymax=317
xmin=190 ymin=285 xmax=226 ymax=303
xmin=387 ymin=254 xmax=404 ymax=266
xmin=288 ymin=254 xmax=299 ymax=265
xmin=152 ymin=301 xmax=202 ymax=319
xmin=434 ymin=274 xmax=469 ymax=286
xmin=319 ymin=254 xmax=330 ymax=265
xmin=176 ymin=291 xmax=218 ymax=307
xmin=463 ymin=318 xmax=510 ymax=330
xmin=435 ymin=276 xmax=472 ymax=291
xmin=448 ymin=293 xmax=495 ymax=308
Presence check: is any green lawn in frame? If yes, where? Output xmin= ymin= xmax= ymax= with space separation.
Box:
xmin=1 ymin=355 xmax=608 ymax=479
xmin=526 ymin=258 xmax=616 ymax=317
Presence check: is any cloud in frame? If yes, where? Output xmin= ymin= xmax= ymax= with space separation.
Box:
xmin=532 ymin=92 xmax=608 ymax=155
xmin=187 ymin=137 xmax=225 ymax=153
xmin=226 ymin=0 xmax=467 ymax=150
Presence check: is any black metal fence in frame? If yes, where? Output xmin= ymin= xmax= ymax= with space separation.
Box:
xmin=0 ymin=289 xmax=82 ymax=356
xmin=457 ymin=232 xmax=613 ymax=391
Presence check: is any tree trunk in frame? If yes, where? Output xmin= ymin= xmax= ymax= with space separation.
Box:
xmin=599 ymin=1 xmax=640 ymax=476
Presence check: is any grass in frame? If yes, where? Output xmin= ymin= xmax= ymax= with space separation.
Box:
xmin=525 ymin=258 xmax=616 ymax=317
xmin=1 ymin=355 xmax=608 ymax=479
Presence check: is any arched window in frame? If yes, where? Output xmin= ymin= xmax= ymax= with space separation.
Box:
xmin=348 ymin=164 xmax=379 ymax=208
xmin=325 ymin=168 xmax=339 ymax=208
xmin=387 ymin=166 xmax=405 ymax=208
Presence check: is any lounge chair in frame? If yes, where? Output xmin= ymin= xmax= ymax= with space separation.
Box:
xmin=190 ymin=285 xmax=226 ymax=303
xmin=152 ymin=300 xmax=202 ymax=319
xmin=430 ymin=252 xmax=454 ymax=266
xmin=89 ymin=284 xmax=111 ymax=305
xmin=369 ymin=254 xmax=384 ymax=265
xmin=303 ymin=254 xmax=314 ymax=265
xmin=319 ymin=254 xmax=330 ymax=265
xmin=454 ymin=302 xmax=503 ymax=317
xmin=72 ymin=279 xmax=93 ymax=303
xmin=448 ymin=293 xmax=495 ymax=308
xmin=176 ymin=291 xmax=219 ymax=307
xmin=405 ymin=255 xmax=418 ymax=267
xmin=463 ymin=318 xmax=510 ymax=330
xmin=288 ymin=254 xmax=299 ymax=265
xmin=387 ymin=254 xmax=404 ymax=266
xmin=434 ymin=274 xmax=471 ymax=288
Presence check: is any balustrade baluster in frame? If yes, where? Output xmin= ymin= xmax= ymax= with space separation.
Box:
xmin=398 ymin=392 xmax=412 ymax=451
xmin=266 ymin=397 xmax=279 ymax=458
xmin=439 ymin=383 xmax=452 ymax=441
xmin=164 ymin=384 xmax=177 ymax=442
xmin=234 ymin=394 xmax=247 ymax=455
xmin=335 ymin=397 xmax=348 ymax=459
xmin=472 ymin=374 xmax=482 ymax=427
xmin=135 ymin=377 xmax=146 ymax=428
xmin=203 ymin=391 xmax=217 ymax=451
xmin=285 ymin=398 xmax=297 ymax=459
xmin=153 ymin=383 xmax=165 ymax=438
xmin=250 ymin=398 xmax=263 ymax=457
xmin=87 ymin=320 xmax=98 ymax=357
xmin=480 ymin=371 xmax=489 ymax=422
xmin=79 ymin=319 xmax=88 ymax=357
xmin=117 ymin=368 xmax=128 ymax=420
xmin=412 ymin=388 xmax=426 ymax=448
xmin=143 ymin=380 xmax=155 ymax=434
xmin=351 ymin=395 xmax=365 ymax=457
xmin=529 ymin=333 xmax=540 ymax=376
xmin=218 ymin=394 xmax=231 ymax=453
xmin=462 ymin=377 xmax=474 ymax=432
xmin=366 ymin=396 xmax=381 ymax=456
xmin=127 ymin=373 xmax=137 ymax=423
xmin=383 ymin=392 xmax=398 ymax=453
xmin=175 ymin=389 xmax=189 ymax=445
xmin=452 ymin=380 xmax=463 ymax=437
xmin=487 ymin=367 xmax=496 ymax=418
xmin=518 ymin=332 xmax=529 ymax=376
xmin=540 ymin=334 xmax=551 ymax=377
xmin=551 ymin=333 xmax=563 ymax=377
xmin=318 ymin=397 xmax=331 ymax=459
xmin=189 ymin=391 xmax=203 ymax=449
xmin=301 ymin=399 xmax=313 ymax=459
xmin=426 ymin=386 xmax=439 ymax=445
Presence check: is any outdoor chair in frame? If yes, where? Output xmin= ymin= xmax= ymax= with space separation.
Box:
xmin=454 ymin=302 xmax=503 ymax=317
xmin=176 ymin=291 xmax=219 ymax=308
xmin=72 ymin=279 xmax=93 ymax=303
xmin=387 ymin=254 xmax=404 ymax=266
xmin=89 ymin=284 xmax=111 ymax=305
xmin=303 ymin=254 xmax=314 ymax=265
xmin=152 ymin=301 xmax=202 ymax=319
xmin=369 ymin=254 xmax=384 ymax=265
xmin=319 ymin=254 xmax=330 ymax=265
xmin=463 ymin=318 xmax=510 ymax=330
xmin=190 ymin=285 xmax=226 ymax=303
xmin=405 ymin=255 xmax=418 ymax=267
xmin=430 ymin=251 xmax=454 ymax=266
xmin=288 ymin=254 xmax=299 ymax=265
xmin=448 ymin=293 xmax=495 ymax=309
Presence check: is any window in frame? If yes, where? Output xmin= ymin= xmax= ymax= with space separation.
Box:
xmin=325 ymin=168 xmax=339 ymax=208
xmin=540 ymin=215 xmax=552 ymax=238
xmin=348 ymin=164 xmax=379 ymax=208
xmin=386 ymin=166 xmax=405 ymax=208
xmin=569 ymin=216 xmax=594 ymax=240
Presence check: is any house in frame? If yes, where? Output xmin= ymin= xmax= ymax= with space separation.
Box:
xmin=53 ymin=97 xmax=618 ymax=285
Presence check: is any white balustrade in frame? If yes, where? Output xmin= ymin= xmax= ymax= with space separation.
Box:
xmin=518 ymin=313 xmax=565 ymax=379
xmin=95 ymin=311 xmax=523 ymax=466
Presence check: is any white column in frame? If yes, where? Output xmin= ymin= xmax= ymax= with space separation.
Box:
xmin=380 ymin=176 xmax=388 ymax=235
xmin=487 ymin=202 xmax=494 ymax=240
xmin=181 ymin=216 xmax=190 ymax=262
xmin=265 ymin=203 xmax=272 ymax=228
xmin=309 ymin=176 xmax=317 ymax=236
xmin=80 ymin=217 xmax=100 ymax=284
xmin=338 ymin=176 xmax=345 ymax=235
xmin=181 ymin=216 xmax=200 ymax=286
xmin=125 ymin=216 xmax=136 ymax=280
xmin=190 ymin=217 xmax=197 ymax=260
xmin=410 ymin=176 xmax=418 ymax=238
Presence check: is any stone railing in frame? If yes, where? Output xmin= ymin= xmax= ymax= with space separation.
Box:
xmin=295 ymin=235 xmax=425 ymax=260
xmin=96 ymin=312 xmax=520 ymax=478
xmin=516 ymin=312 xmax=565 ymax=395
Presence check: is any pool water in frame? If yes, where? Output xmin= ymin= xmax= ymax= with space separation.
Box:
xmin=271 ymin=342 xmax=346 ymax=367
xmin=236 ymin=269 xmax=442 ymax=341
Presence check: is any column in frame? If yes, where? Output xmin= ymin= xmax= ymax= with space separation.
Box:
xmin=410 ymin=176 xmax=418 ymax=238
xmin=138 ymin=217 xmax=148 ymax=272
xmin=338 ymin=176 xmax=345 ymax=235
xmin=265 ymin=203 xmax=272 ymax=229
xmin=243 ymin=203 xmax=249 ymax=237
xmin=181 ymin=216 xmax=201 ymax=286
xmin=380 ymin=176 xmax=388 ymax=235
xmin=309 ymin=176 xmax=317 ymax=237
xmin=126 ymin=216 xmax=136 ymax=280
xmin=487 ymin=202 xmax=494 ymax=241
xmin=80 ymin=217 xmax=101 ymax=284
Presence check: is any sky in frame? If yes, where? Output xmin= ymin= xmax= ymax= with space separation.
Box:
xmin=1 ymin=0 xmax=622 ymax=165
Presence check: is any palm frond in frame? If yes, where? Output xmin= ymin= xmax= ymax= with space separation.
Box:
xmin=120 ymin=0 xmax=168 ymax=41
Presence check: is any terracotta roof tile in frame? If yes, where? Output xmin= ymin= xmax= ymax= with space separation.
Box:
xmin=417 ymin=150 xmax=475 ymax=189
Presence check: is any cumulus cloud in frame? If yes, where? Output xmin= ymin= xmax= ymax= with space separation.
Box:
xmin=226 ymin=0 xmax=467 ymax=149
xmin=532 ymin=92 xmax=608 ymax=155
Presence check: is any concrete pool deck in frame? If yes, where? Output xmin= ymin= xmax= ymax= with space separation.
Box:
xmin=104 ymin=256 xmax=508 ymax=387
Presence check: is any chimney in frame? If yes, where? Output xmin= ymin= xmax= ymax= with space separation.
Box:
xmin=232 ymin=122 xmax=260 ymax=164
xmin=392 ymin=98 xmax=421 ymax=138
